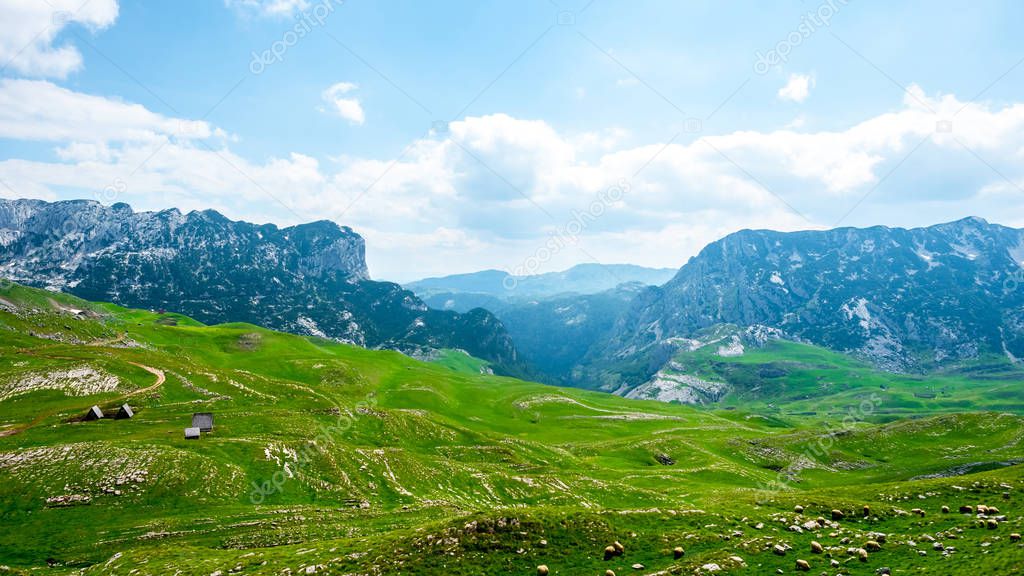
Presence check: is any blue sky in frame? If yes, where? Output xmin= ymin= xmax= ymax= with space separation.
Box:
xmin=2 ymin=0 xmax=1024 ymax=281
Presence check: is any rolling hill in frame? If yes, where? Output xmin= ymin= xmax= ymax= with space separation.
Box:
xmin=0 ymin=281 xmax=1022 ymax=574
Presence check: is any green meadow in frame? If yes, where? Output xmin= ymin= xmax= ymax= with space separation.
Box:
xmin=0 ymin=283 xmax=1021 ymax=575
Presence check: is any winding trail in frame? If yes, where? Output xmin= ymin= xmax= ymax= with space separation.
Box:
xmin=125 ymin=362 xmax=166 ymax=397
xmin=0 ymin=360 xmax=166 ymax=437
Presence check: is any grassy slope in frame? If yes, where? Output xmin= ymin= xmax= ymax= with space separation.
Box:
xmin=0 ymin=284 xmax=1021 ymax=575
xmin=661 ymin=336 xmax=1024 ymax=417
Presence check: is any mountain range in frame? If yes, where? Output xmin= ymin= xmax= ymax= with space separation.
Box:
xmin=576 ymin=217 xmax=1024 ymax=393
xmin=405 ymin=263 xmax=676 ymax=305
xmin=0 ymin=199 xmax=521 ymax=372
xmin=4 ymin=199 xmax=1024 ymax=397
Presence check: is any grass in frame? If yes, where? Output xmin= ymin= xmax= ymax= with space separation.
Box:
xmin=655 ymin=330 xmax=1024 ymax=417
xmin=0 ymin=283 xmax=1021 ymax=574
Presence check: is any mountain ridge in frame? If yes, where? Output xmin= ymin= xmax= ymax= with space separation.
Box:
xmin=0 ymin=198 xmax=522 ymax=372
xmin=406 ymin=263 xmax=677 ymax=301
xmin=578 ymin=216 xmax=1024 ymax=392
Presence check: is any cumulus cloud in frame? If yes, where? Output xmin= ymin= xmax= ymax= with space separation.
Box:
xmin=4 ymin=82 xmax=1024 ymax=280
xmin=778 ymin=73 xmax=815 ymax=103
xmin=321 ymin=82 xmax=365 ymax=126
xmin=0 ymin=0 xmax=119 ymax=78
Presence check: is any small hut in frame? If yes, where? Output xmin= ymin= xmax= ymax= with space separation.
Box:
xmin=115 ymin=404 xmax=134 ymax=419
xmin=184 ymin=427 xmax=201 ymax=440
xmin=84 ymin=406 xmax=104 ymax=421
xmin=191 ymin=412 xmax=214 ymax=432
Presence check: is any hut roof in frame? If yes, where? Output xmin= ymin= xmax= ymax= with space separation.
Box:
xmin=116 ymin=404 xmax=134 ymax=419
xmin=184 ymin=427 xmax=201 ymax=439
xmin=85 ymin=405 xmax=104 ymax=420
xmin=191 ymin=412 xmax=214 ymax=432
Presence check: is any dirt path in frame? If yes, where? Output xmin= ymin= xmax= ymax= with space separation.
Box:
xmin=0 ymin=361 xmax=166 ymax=438
xmin=125 ymin=362 xmax=166 ymax=397
xmin=88 ymin=333 xmax=127 ymax=347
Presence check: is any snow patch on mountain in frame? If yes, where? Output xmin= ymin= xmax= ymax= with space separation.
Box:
xmin=716 ymin=336 xmax=745 ymax=357
xmin=841 ymin=298 xmax=873 ymax=332
xmin=294 ymin=316 xmax=327 ymax=338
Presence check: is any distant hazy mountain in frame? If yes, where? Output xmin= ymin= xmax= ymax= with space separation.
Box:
xmin=405 ymin=263 xmax=676 ymax=303
xmin=579 ymin=217 xmax=1024 ymax=392
xmin=426 ymin=283 xmax=649 ymax=385
xmin=0 ymin=199 xmax=521 ymax=371
xmin=406 ymin=264 xmax=675 ymax=385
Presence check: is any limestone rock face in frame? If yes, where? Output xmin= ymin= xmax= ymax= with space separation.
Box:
xmin=0 ymin=199 xmax=520 ymax=370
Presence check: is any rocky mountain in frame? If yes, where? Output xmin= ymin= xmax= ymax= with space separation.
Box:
xmin=0 ymin=199 xmax=521 ymax=371
xmin=583 ymin=217 xmax=1024 ymax=391
xmin=406 ymin=263 xmax=676 ymax=303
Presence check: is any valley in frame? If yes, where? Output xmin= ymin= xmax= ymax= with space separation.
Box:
xmin=0 ymin=282 xmax=1022 ymax=574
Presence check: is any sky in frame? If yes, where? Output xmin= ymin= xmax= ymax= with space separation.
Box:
xmin=1 ymin=0 xmax=1024 ymax=282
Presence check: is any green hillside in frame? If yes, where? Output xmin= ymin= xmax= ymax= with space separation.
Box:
xmin=628 ymin=325 xmax=1024 ymax=418
xmin=0 ymin=283 xmax=1022 ymax=575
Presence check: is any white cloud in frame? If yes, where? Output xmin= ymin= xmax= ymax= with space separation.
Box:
xmin=321 ymin=82 xmax=365 ymax=126
xmin=0 ymin=0 xmax=119 ymax=78
xmin=0 ymin=79 xmax=215 ymax=143
xmin=224 ymin=0 xmax=311 ymax=17
xmin=777 ymin=73 xmax=815 ymax=103
xmin=5 ymin=82 xmax=1024 ymax=280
